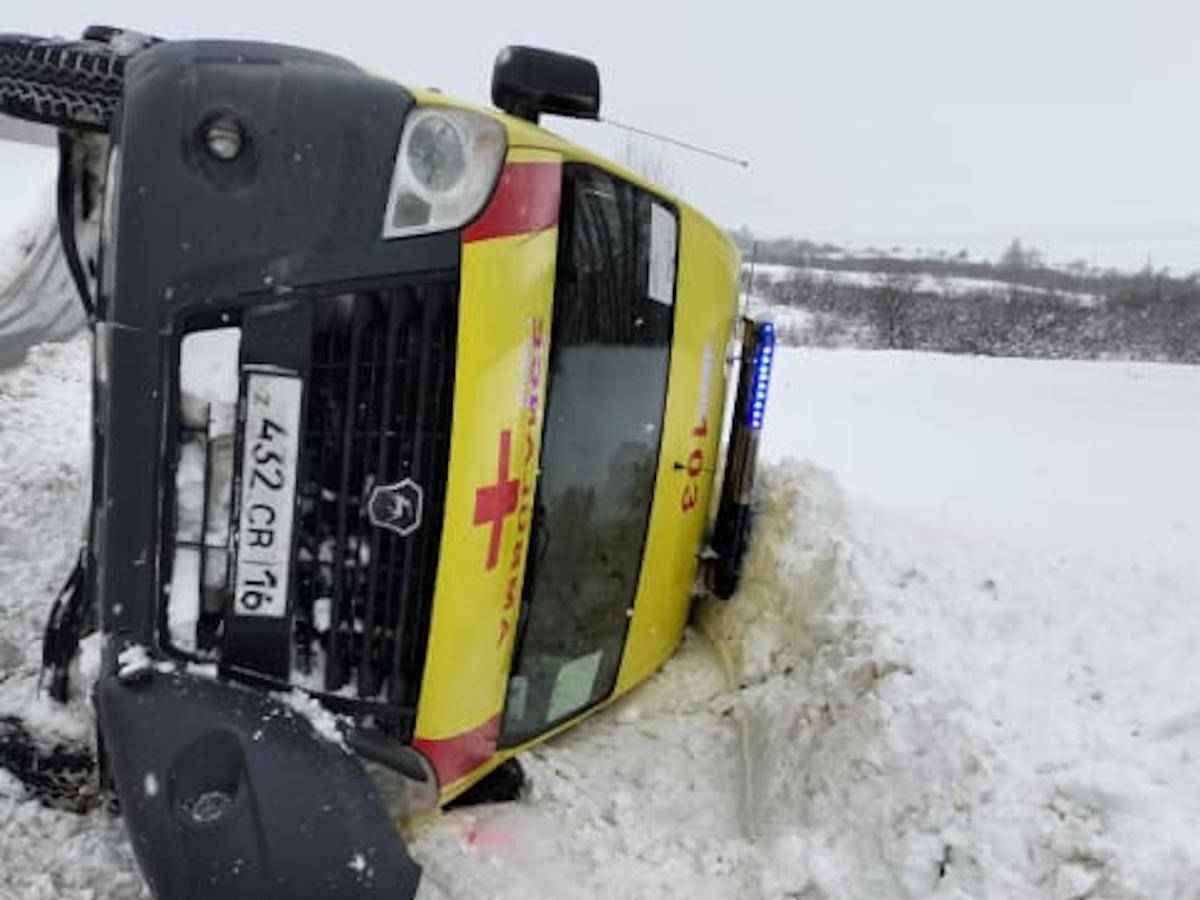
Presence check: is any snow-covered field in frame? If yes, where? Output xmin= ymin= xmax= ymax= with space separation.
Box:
xmin=1 ymin=335 xmax=1197 ymax=899
xmin=772 ymin=227 xmax=1200 ymax=276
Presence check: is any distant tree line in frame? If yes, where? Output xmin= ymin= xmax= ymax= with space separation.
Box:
xmin=754 ymin=263 xmax=1200 ymax=364
xmin=731 ymin=230 xmax=1200 ymax=363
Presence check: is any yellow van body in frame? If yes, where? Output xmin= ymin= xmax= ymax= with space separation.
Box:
xmin=405 ymin=90 xmax=741 ymax=802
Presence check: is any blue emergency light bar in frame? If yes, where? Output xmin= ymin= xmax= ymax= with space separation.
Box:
xmin=746 ymin=321 xmax=774 ymax=431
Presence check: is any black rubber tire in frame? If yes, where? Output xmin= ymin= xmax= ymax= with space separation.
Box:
xmin=712 ymin=503 xmax=753 ymax=601
xmin=445 ymin=758 xmax=526 ymax=808
xmin=713 ymin=553 xmax=742 ymax=600
xmin=713 ymin=560 xmax=740 ymax=601
xmin=0 ymin=33 xmax=124 ymax=131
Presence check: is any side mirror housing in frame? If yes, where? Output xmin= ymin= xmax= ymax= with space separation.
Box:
xmin=491 ymin=45 xmax=600 ymax=124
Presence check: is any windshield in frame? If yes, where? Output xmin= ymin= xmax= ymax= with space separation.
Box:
xmin=502 ymin=167 xmax=678 ymax=744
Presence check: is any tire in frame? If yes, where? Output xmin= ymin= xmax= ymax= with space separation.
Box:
xmin=713 ymin=560 xmax=740 ymax=601
xmin=445 ymin=758 xmax=526 ymax=808
xmin=0 ymin=33 xmax=124 ymax=131
xmin=712 ymin=502 xmax=752 ymax=600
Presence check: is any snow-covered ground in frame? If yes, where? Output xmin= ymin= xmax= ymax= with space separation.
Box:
xmin=0 ymin=144 xmax=54 ymax=241
xmin=0 ymin=196 xmax=85 ymax=365
xmin=744 ymin=293 xmax=814 ymax=344
xmin=1 ymin=336 xmax=1197 ymax=899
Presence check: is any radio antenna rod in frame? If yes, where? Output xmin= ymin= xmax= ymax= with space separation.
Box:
xmin=601 ymin=116 xmax=750 ymax=169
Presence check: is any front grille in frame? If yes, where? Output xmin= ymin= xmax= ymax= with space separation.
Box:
xmin=167 ymin=275 xmax=458 ymax=738
xmin=293 ymin=282 xmax=457 ymax=724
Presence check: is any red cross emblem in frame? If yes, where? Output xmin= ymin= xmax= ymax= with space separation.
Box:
xmin=473 ymin=429 xmax=519 ymax=570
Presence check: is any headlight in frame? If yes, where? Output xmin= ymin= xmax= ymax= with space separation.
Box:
xmin=407 ymin=115 xmax=466 ymax=191
xmin=382 ymin=107 xmax=506 ymax=238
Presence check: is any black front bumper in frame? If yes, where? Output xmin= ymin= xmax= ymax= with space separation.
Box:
xmin=97 ymin=665 xmax=422 ymax=899
xmin=78 ymin=36 xmax=465 ymax=900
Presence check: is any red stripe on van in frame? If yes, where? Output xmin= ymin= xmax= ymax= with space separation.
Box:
xmin=463 ymin=162 xmax=561 ymax=243
xmin=414 ymin=715 xmax=502 ymax=786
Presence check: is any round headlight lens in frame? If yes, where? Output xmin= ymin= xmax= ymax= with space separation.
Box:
xmin=382 ymin=106 xmax=507 ymax=239
xmin=406 ymin=114 xmax=466 ymax=193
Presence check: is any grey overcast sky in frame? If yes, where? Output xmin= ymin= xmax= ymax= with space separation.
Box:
xmin=3 ymin=1 xmax=1199 ymax=267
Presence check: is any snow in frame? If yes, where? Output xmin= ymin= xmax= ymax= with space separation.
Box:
xmin=0 ymin=144 xmax=54 ymax=242
xmin=276 ymin=688 xmax=350 ymax=751
xmin=0 ymin=338 xmax=93 ymax=741
xmin=745 ymin=262 xmax=806 ymax=283
xmin=2 ymin=328 xmax=1198 ymax=897
xmin=0 ymin=197 xmax=85 ymax=364
xmin=0 ymin=337 xmax=148 ymax=899
xmin=407 ymin=350 xmax=1200 ymax=900
xmin=744 ymin=293 xmax=813 ymax=341
xmin=169 ymin=327 xmax=241 ymax=652
xmin=115 ymin=645 xmax=153 ymax=683
xmin=178 ymin=327 xmax=240 ymax=433
xmin=166 ymin=544 xmax=202 ymax=651
xmin=764 ymin=227 xmax=1200 ymax=276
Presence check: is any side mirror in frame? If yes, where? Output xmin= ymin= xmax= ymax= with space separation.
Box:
xmin=491 ymin=45 xmax=600 ymax=124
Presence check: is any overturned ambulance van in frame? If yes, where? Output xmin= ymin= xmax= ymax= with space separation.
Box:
xmin=0 ymin=28 xmax=773 ymax=900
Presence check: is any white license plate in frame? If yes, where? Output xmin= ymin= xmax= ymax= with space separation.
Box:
xmin=232 ymin=372 xmax=303 ymax=618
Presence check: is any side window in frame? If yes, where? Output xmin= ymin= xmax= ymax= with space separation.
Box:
xmin=501 ymin=167 xmax=678 ymax=745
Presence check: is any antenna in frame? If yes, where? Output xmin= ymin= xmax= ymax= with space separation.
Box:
xmin=742 ymin=240 xmax=758 ymax=317
xmin=601 ymin=116 xmax=750 ymax=169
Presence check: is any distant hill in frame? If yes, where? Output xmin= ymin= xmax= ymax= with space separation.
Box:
xmin=734 ymin=235 xmax=1200 ymax=363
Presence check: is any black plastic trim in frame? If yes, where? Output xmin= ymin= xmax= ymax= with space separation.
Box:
xmin=96 ymin=668 xmax=421 ymax=900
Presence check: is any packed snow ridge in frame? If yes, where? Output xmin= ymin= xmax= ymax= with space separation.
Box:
xmin=0 ymin=201 xmax=85 ymax=366
xmin=1 ymin=336 xmax=1197 ymax=899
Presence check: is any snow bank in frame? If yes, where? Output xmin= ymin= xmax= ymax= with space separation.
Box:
xmin=0 ymin=201 xmax=86 ymax=365
xmin=0 ymin=778 xmax=148 ymax=900
xmin=405 ymin=351 xmax=1200 ymax=900
xmin=0 ymin=337 xmax=149 ymax=900
xmin=0 ymin=338 xmax=93 ymax=743
xmin=1 ymin=333 xmax=1197 ymax=899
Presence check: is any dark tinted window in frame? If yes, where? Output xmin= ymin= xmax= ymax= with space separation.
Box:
xmin=502 ymin=167 xmax=678 ymax=744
